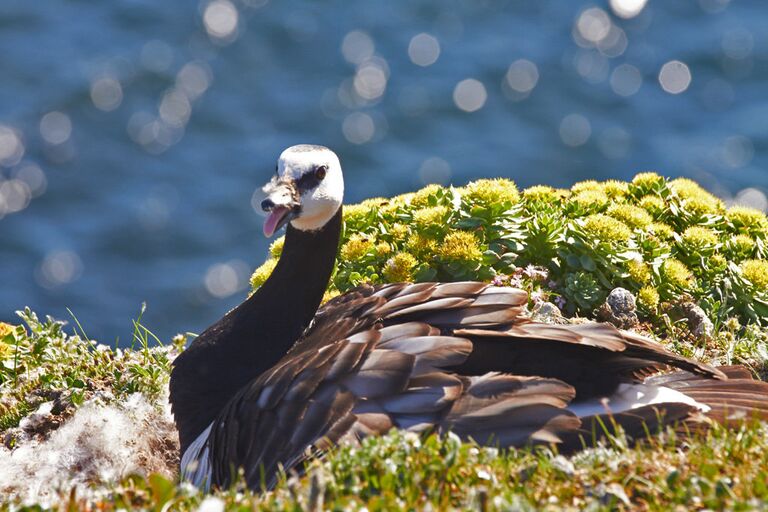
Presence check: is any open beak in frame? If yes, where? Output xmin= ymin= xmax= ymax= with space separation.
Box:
xmin=263 ymin=205 xmax=294 ymax=237
xmin=261 ymin=179 xmax=299 ymax=237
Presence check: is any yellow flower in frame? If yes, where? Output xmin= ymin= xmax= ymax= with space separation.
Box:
xmin=375 ymin=242 xmax=392 ymax=257
xmin=682 ymin=195 xmax=723 ymax=216
xmin=627 ymin=260 xmax=651 ymax=284
xmin=727 ymin=206 xmax=768 ymax=233
xmin=601 ymin=180 xmax=629 ymax=199
xmin=582 ymin=214 xmax=632 ymax=244
xmin=662 ymin=258 xmax=693 ymax=289
xmin=522 ymin=185 xmax=558 ymax=203
xmin=250 ymin=258 xmax=278 ymax=290
xmin=406 ymin=234 xmax=438 ymax=257
xmin=414 ymin=206 xmax=448 ymax=224
xmin=360 ymin=197 xmax=388 ymax=208
xmin=410 ymin=184 xmax=445 ymax=209
xmin=741 ymin=259 xmax=768 ymax=292
xmin=670 ymin=178 xmax=723 ymax=215
xmin=461 ymin=178 xmax=519 ymax=206
xmin=0 ymin=322 xmax=14 ymax=338
xmin=389 ymin=223 xmax=409 ymax=241
xmin=648 ymin=222 xmax=674 ymax=240
xmin=0 ymin=341 xmax=11 ymax=360
xmin=571 ymin=190 xmax=609 ymax=211
xmin=631 ymin=172 xmax=664 ymax=191
xmin=412 ymin=205 xmax=449 ymax=230
xmin=343 ymin=203 xmax=372 ymax=224
xmin=391 ymin=192 xmax=415 ymax=206
xmin=0 ymin=323 xmax=16 ymax=359
xmin=639 ymin=195 xmax=665 ymax=217
xmin=607 ymin=204 xmax=653 ymax=229
xmin=681 ymin=226 xmax=718 ymax=251
xmin=340 ymin=234 xmax=375 ymax=261
xmin=727 ymin=234 xmax=755 ymax=259
xmin=437 ymin=231 xmax=483 ymax=264
xmin=708 ymin=253 xmax=727 ymax=273
xmin=571 ymin=180 xmax=601 ymax=194
xmin=268 ymin=236 xmax=285 ymax=259
xmin=637 ymin=286 xmax=660 ymax=310
xmin=382 ymin=252 xmax=418 ymax=282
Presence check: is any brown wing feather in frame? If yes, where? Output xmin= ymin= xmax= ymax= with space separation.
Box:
xmin=203 ymin=282 xmax=765 ymax=491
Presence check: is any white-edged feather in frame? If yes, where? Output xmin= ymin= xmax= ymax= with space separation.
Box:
xmin=567 ymin=383 xmax=711 ymax=418
xmin=180 ymin=422 xmax=213 ymax=491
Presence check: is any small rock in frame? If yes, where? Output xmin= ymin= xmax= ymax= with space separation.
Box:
xmin=678 ymin=302 xmax=714 ymax=340
xmin=595 ymin=287 xmax=638 ymax=329
xmin=532 ymin=301 xmax=567 ymax=324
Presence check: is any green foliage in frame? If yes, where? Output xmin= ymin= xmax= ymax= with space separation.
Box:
xmin=252 ymin=174 xmax=768 ymax=328
xmin=12 ymin=424 xmax=768 ymax=510
xmin=0 ymin=307 xmax=177 ymax=433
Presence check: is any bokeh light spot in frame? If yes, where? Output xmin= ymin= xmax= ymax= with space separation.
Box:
xmin=342 ymin=112 xmax=375 ymax=144
xmin=353 ymin=60 xmax=388 ymax=101
xmin=559 ymin=114 xmax=592 ymax=147
xmin=721 ymin=28 xmax=753 ymax=60
xmin=0 ymin=179 xmax=31 ymax=215
xmin=13 ymin=163 xmax=47 ymax=197
xmin=505 ymin=59 xmax=539 ymax=94
xmin=659 ymin=60 xmax=692 ymax=94
xmin=721 ymin=135 xmax=753 ymax=169
xmin=609 ymin=0 xmax=648 ymax=19
xmin=453 ymin=79 xmax=487 ymax=112
xmin=36 ymin=250 xmax=83 ymax=288
xmin=176 ymin=61 xmax=212 ymax=101
xmin=574 ymin=50 xmax=609 ymax=84
xmin=575 ymin=8 xmax=612 ymax=46
xmin=610 ymin=64 xmax=642 ymax=97
xmin=341 ymin=31 xmax=374 ymax=65
xmin=598 ymin=127 xmax=631 ymax=159
xmin=40 ymin=111 xmax=72 ymax=145
xmin=203 ymin=0 xmax=239 ymax=42
xmin=0 ymin=125 xmax=24 ymax=167
xmin=408 ymin=33 xmax=440 ymax=67
xmin=90 ymin=77 xmax=123 ymax=112
xmin=205 ymin=260 xmax=249 ymax=298
xmin=733 ymin=188 xmax=767 ymax=212
xmin=159 ymin=89 xmax=192 ymax=127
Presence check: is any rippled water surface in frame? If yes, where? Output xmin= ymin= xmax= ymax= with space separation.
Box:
xmin=1 ymin=0 xmax=766 ymax=342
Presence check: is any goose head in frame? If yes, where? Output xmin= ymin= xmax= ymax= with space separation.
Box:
xmin=260 ymin=144 xmax=344 ymax=237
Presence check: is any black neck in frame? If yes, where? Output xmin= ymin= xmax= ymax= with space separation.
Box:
xmin=170 ymin=207 xmax=342 ymax=453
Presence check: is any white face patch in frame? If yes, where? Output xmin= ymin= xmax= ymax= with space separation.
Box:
xmin=276 ymin=145 xmax=344 ymax=232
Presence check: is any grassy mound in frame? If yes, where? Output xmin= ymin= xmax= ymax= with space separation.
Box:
xmin=2 ymin=174 xmax=767 ymax=509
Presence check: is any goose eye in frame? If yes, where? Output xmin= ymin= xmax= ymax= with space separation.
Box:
xmin=315 ymin=165 xmax=327 ymax=181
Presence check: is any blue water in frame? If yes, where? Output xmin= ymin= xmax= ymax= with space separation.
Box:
xmin=1 ymin=0 xmax=766 ymax=343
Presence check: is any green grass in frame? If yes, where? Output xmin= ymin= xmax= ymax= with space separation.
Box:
xmin=2 ymin=173 xmax=768 ymax=510
xmin=15 ymin=426 xmax=768 ymax=510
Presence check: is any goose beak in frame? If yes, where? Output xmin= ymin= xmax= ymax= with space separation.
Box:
xmin=261 ymin=180 xmax=299 ymax=237
xmin=263 ymin=205 xmax=293 ymax=237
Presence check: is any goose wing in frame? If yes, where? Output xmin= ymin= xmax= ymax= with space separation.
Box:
xmin=195 ymin=283 xmax=741 ymax=490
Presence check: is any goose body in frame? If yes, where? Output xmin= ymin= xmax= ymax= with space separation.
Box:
xmin=169 ymin=145 xmax=768 ymax=490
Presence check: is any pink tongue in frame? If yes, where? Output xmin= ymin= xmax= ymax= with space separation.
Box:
xmin=263 ymin=206 xmax=289 ymax=237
